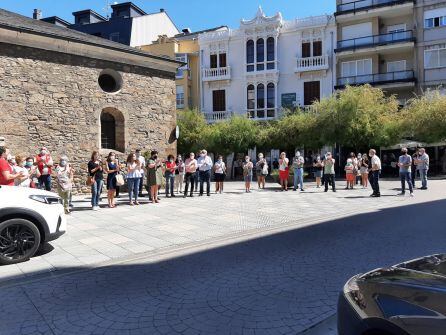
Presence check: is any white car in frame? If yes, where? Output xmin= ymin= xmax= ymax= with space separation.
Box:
xmin=0 ymin=186 xmax=67 ymax=265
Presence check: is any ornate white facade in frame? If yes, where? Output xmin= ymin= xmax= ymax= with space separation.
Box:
xmin=198 ymin=7 xmax=337 ymax=122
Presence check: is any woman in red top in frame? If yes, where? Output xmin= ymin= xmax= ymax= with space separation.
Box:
xmin=164 ymin=154 xmax=177 ymax=198
xmin=0 ymin=147 xmax=22 ymax=186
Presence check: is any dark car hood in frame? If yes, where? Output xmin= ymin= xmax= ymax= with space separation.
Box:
xmin=358 ymin=254 xmax=446 ymax=291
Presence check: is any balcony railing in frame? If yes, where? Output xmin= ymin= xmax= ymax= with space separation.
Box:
xmin=336 ymin=0 xmax=414 ymax=15
xmin=247 ymin=108 xmax=280 ymax=120
xmin=295 ymin=55 xmax=329 ymax=73
xmin=336 ymin=70 xmax=415 ymax=88
xmin=203 ymin=111 xmax=233 ymax=123
xmin=202 ymin=66 xmax=231 ymax=81
xmin=336 ymin=30 xmax=414 ymax=52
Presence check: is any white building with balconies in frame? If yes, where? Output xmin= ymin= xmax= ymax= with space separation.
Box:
xmin=198 ymin=7 xmax=337 ymax=123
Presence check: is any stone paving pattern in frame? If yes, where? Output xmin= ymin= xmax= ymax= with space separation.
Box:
xmin=0 ymin=181 xmax=445 ymax=334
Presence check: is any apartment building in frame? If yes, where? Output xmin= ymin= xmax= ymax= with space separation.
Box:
xmin=198 ymin=7 xmax=337 ymax=123
xmin=416 ymin=0 xmax=446 ymax=92
xmin=142 ymin=26 xmax=227 ymax=111
xmin=335 ymin=0 xmax=446 ymax=102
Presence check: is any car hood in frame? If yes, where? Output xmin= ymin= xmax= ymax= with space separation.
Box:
xmin=359 ymin=254 xmax=446 ymax=291
xmin=0 ymin=185 xmax=59 ymax=197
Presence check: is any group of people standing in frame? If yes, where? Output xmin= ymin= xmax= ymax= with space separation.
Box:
xmin=0 ymin=144 xmax=432 ymax=214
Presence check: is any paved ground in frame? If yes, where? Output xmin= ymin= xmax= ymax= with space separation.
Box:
xmin=0 ymin=180 xmax=445 ymax=334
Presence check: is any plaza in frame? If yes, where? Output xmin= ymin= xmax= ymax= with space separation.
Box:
xmin=1 ymin=180 xmax=445 ymax=334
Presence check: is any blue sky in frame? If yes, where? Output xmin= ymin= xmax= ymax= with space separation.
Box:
xmin=3 ymin=0 xmax=335 ymax=32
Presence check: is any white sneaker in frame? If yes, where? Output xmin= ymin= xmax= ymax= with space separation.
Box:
xmin=410 ymin=193 xmax=414 ymax=197
xmin=92 ymin=206 xmax=99 ymax=211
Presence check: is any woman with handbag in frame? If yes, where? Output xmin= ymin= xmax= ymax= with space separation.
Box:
xmin=88 ymin=151 xmax=104 ymax=211
xmin=126 ymin=152 xmax=142 ymax=206
xmin=105 ymin=152 xmax=120 ymax=208
xmin=256 ymin=153 xmax=268 ymax=190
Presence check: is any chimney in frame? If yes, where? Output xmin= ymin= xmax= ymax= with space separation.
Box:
xmin=33 ymin=9 xmax=42 ymax=20
xmin=160 ymin=8 xmax=165 ymax=12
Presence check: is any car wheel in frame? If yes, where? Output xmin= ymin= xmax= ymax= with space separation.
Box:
xmin=0 ymin=219 xmax=41 ymax=265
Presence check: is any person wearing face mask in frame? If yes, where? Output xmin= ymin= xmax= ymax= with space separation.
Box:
xmin=25 ymin=157 xmax=40 ymax=188
xmin=35 ymin=147 xmax=54 ymax=191
xmin=292 ymin=151 xmax=305 ymax=192
xmin=256 ymin=153 xmax=268 ymax=189
xmin=88 ymin=151 xmax=104 ymax=210
xmin=243 ymin=156 xmax=254 ymax=193
xmin=126 ymin=152 xmax=142 ymax=205
xmin=105 ymin=152 xmax=120 ymax=208
xmin=323 ymin=152 xmax=336 ymax=193
xmin=54 ymin=155 xmax=74 ymax=214
xmin=368 ymin=149 xmax=381 ymax=197
xmin=197 ymin=149 xmax=213 ymax=196
xmin=175 ymin=154 xmax=185 ymax=194
xmin=13 ymin=155 xmax=30 ymax=187
xmin=0 ymin=147 xmax=23 ymax=186
xmin=279 ymin=152 xmax=290 ymax=191
xmin=164 ymin=154 xmax=177 ymax=198
xmin=313 ymin=155 xmax=323 ymax=188
xmin=397 ymin=147 xmax=414 ymax=197
xmin=184 ymin=152 xmax=197 ymax=198
xmin=213 ymin=155 xmax=226 ymax=194
xmin=135 ymin=149 xmax=146 ymax=198
xmin=147 ymin=150 xmax=160 ymax=203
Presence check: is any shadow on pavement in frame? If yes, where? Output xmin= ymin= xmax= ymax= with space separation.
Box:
xmin=1 ymin=199 xmax=445 ymax=335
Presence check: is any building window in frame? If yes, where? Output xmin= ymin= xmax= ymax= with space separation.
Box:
xmin=176 ymin=53 xmax=188 ymax=78
xmin=109 ymin=32 xmax=120 ymax=43
xmin=247 ymin=84 xmax=255 ymax=118
xmin=246 ymin=40 xmax=255 ymax=72
xmin=267 ymin=83 xmax=275 ymax=118
xmin=256 ymin=38 xmax=265 ymax=71
xmin=304 ymin=81 xmax=320 ymax=106
xmin=100 ymin=108 xmax=125 ymax=152
xmin=425 ymin=16 xmax=446 ymax=29
xmin=313 ymin=41 xmax=322 ymax=57
xmin=101 ymin=112 xmax=116 ymax=150
xmin=219 ymin=53 xmax=227 ymax=68
xmin=98 ymin=69 xmax=123 ymax=94
xmin=425 ymin=45 xmax=446 ymax=69
xmin=210 ymin=54 xmax=218 ymax=68
xmin=213 ymin=90 xmax=226 ymax=112
xmin=176 ymin=86 xmax=185 ymax=108
xmin=302 ymin=42 xmax=311 ymax=58
xmin=387 ymin=60 xmax=406 ymax=73
xmin=267 ymin=37 xmax=275 ymax=70
xmin=257 ymin=84 xmax=265 ymax=118
xmin=341 ymin=59 xmax=372 ymax=77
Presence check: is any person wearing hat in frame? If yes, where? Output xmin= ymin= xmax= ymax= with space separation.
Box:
xmin=35 ymin=147 xmax=54 ymax=191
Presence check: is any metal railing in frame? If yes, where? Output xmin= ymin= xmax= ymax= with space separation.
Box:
xmin=202 ymin=66 xmax=231 ymax=81
xmin=337 ymin=70 xmax=415 ymax=86
xmin=337 ymin=30 xmax=413 ymax=51
xmin=296 ymin=55 xmax=329 ymax=72
xmin=336 ymin=0 xmax=413 ymax=14
xmin=203 ymin=111 xmax=233 ymax=123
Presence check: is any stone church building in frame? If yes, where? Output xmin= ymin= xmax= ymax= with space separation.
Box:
xmin=0 ymin=9 xmax=180 ymax=191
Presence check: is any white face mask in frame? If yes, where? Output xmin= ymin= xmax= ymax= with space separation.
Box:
xmin=200 ymin=154 xmax=205 ymax=158
xmin=6 ymin=154 xmax=12 ymax=161
xmin=258 ymin=155 xmax=263 ymax=159
xmin=296 ymin=152 xmax=300 ymax=157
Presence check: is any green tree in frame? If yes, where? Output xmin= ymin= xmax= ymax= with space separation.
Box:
xmin=400 ymin=90 xmax=446 ymax=143
xmin=313 ymin=85 xmax=400 ymax=149
xmin=176 ymin=109 xmax=209 ymax=154
xmin=209 ymin=116 xmax=259 ymax=155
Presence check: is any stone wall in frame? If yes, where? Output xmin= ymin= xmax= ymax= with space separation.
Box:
xmin=0 ymin=43 xmax=177 ymax=193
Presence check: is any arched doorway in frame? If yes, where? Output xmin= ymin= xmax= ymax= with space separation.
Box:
xmin=100 ymin=108 xmax=125 ymax=152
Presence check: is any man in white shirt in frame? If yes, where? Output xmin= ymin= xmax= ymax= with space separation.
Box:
xmin=369 ymin=149 xmax=381 ymax=197
xmin=135 ymin=149 xmax=146 ymax=197
xmin=197 ymin=149 xmax=213 ymax=196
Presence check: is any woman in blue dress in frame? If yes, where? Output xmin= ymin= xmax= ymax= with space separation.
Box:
xmin=105 ymin=152 xmax=120 ymax=208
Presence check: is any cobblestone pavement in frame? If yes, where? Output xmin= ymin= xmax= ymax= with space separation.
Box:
xmin=0 ymin=180 xmax=445 ymax=334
